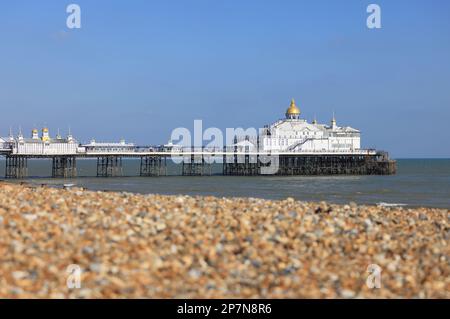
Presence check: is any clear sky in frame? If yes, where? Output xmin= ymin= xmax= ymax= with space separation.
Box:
xmin=1 ymin=0 xmax=449 ymax=158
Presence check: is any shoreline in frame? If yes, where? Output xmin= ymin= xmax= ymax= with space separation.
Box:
xmin=0 ymin=182 xmax=448 ymax=298
xmin=2 ymin=178 xmax=446 ymax=210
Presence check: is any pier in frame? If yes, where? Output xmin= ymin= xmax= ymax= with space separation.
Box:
xmin=0 ymin=102 xmax=398 ymax=179
xmin=0 ymin=146 xmax=396 ymax=179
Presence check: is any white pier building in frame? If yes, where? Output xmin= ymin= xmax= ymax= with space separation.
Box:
xmin=2 ymin=128 xmax=80 ymax=155
xmin=82 ymin=139 xmax=135 ymax=153
xmin=259 ymin=99 xmax=361 ymax=152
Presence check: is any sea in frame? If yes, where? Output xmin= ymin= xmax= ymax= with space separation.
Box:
xmin=0 ymin=159 xmax=449 ymax=209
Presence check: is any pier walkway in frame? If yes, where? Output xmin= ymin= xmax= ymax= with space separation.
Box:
xmin=0 ymin=145 xmax=396 ymax=178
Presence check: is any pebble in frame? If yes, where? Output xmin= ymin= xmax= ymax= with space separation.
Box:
xmin=0 ymin=181 xmax=448 ymax=298
xmin=12 ymin=271 xmax=29 ymax=280
xmin=156 ymin=222 xmax=166 ymax=231
xmin=340 ymin=289 xmax=356 ymax=298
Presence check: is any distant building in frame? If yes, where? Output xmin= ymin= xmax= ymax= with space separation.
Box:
xmin=259 ymin=99 xmax=361 ymax=152
xmin=162 ymin=140 xmax=182 ymax=152
xmin=5 ymin=128 xmax=79 ymax=155
xmin=82 ymin=139 xmax=135 ymax=153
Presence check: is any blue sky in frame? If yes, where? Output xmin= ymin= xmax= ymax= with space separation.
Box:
xmin=1 ymin=0 xmax=449 ymax=158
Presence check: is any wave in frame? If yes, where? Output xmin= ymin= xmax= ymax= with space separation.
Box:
xmin=376 ymin=202 xmax=407 ymax=207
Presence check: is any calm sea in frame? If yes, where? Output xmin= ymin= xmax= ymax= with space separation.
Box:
xmin=0 ymin=159 xmax=449 ymax=208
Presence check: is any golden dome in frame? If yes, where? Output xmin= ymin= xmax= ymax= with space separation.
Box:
xmin=42 ymin=127 xmax=49 ymax=133
xmin=286 ymin=98 xmax=300 ymax=116
xmin=32 ymin=128 xmax=38 ymax=133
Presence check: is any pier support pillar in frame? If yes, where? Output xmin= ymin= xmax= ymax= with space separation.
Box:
xmin=182 ymin=151 xmax=211 ymax=176
xmin=96 ymin=156 xmax=123 ymax=177
xmin=273 ymin=154 xmax=396 ymax=176
xmin=52 ymin=156 xmax=77 ymax=178
xmin=223 ymin=153 xmax=259 ymax=176
xmin=140 ymin=156 xmax=167 ymax=176
xmin=5 ymin=156 xmax=28 ymax=179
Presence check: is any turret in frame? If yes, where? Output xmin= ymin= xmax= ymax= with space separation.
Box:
xmin=285 ymin=99 xmax=301 ymax=120
xmin=32 ymin=128 xmax=39 ymax=139
xmin=42 ymin=127 xmax=50 ymax=142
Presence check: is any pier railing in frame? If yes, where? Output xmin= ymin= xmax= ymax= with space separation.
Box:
xmin=0 ymin=145 xmax=379 ymax=157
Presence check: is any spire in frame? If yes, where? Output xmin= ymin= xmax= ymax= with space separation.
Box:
xmin=312 ymin=114 xmax=317 ymax=125
xmin=331 ymin=111 xmax=337 ymax=129
xmin=8 ymin=126 xmax=14 ymax=142
xmin=18 ymin=126 xmax=24 ymax=142
xmin=67 ymin=126 xmax=74 ymax=142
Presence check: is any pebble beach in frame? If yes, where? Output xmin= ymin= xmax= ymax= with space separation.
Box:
xmin=0 ymin=182 xmax=448 ymax=298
